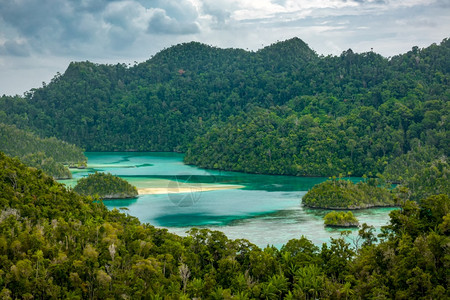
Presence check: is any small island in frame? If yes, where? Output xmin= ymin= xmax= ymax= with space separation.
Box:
xmin=302 ymin=178 xmax=397 ymax=209
xmin=73 ymin=172 xmax=138 ymax=199
xmin=323 ymin=211 xmax=359 ymax=228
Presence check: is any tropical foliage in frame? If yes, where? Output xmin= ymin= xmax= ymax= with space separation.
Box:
xmin=0 ymin=152 xmax=448 ymax=299
xmin=323 ymin=211 xmax=359 ymax=227
xmin=302 ymin=178 xmax=396 ymax=209
xmin=73 ymin=172 xmax=138 ymax=199
xmin=0 ymin=123 xmax=86 ymax=179
xmin=0 ymin=38 xmax=449 ymax=177
xmin=399 ymin=157 xmax=449 ymax=202
xmin=0 ymin=36 xmax=448 ymax=298
xmin=384 ymin=150 xmax=450 ymax=202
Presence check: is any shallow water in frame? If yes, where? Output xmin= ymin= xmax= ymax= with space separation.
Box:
xmin=63 ymin=152 xmax=396 ymax=248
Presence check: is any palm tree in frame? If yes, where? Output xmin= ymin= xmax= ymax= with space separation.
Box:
xmin=339 ymin=282 xmax=354 ymax=299
xmin=260 ymin=282 xmax=277 ymax=300
xmin=268 ymin=274 xmax=289 ymax=299
xmin=294 ymin=265 xmax=324 ymax=299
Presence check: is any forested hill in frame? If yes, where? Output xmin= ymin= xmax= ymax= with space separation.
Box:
xmin=0 ymin=151 xmax=449 ymax=299
xmin=0 ymin=123 xmax=86 ymax=179
xmin=1 ymin=37 xmax=449 ymax=176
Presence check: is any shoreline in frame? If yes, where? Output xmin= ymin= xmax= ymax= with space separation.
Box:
xmin=325 ymin=223 xmax=359 ymax=228
xmin=138 ymin=184 xmax=244 ymax=195
xmin=303 ymin=204 xmax=399 ymax=210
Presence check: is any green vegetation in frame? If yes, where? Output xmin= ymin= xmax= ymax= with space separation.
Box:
xmin=0 ymin=152 xmax=449 ymax=299
xmin=324 ymin=211 xmax=359 ymax=227
xmin=1 ymin=38 xmax=449 ymax=177
xmin=73 ymin=172 xmax=138 ymax=199
xmin=383 ymin=148 xmax=450 ymax=202
xmin=398 ymin=157 xmax=449 ymax=202
xmin=0 ymin=37 xmax=448 ymax=297
xmin=0 ymin=123 xmax=86 ymax=179
xmin=382 ymin=145 xmax=440 ymax=184
xmin=302 ymin=178 xmax=396 ymax=209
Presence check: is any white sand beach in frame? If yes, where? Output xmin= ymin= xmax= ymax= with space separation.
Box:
xmin=138 ymin=184 xmax=244 ymax=195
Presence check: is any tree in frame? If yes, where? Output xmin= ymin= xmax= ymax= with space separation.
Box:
xmin=179 ymin=263 xmax=190 ymax=294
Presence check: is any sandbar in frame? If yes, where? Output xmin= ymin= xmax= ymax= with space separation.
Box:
xmin=138 ymin=184 xmax=244 ymax=195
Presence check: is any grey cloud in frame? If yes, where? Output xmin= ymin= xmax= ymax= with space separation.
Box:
xmin=79 ymin=0 xmax=123 ymax=12
xmin=435 ymin=0 xmax=450 ymax=8
xmin=0 ymin=0 xmax=201 ymax=55
xmin=152 ymin=0 xmax=199 ymax=22
xmin=103 ymin=2 xmax=142 ymax=29
xmin=146 ymin=0 xmax=200 ymax=34
xmin=147 ymin=9 xmax=200 ymax=35
xmin=0 ymin=0 xmax=100 ymax=54
xmin=0 ymin=0 xmax=97 ymax=40
xmin=203 ymin=6 xmax=231 ymax=25
xmin=107 ymin=26 xmax=138 ymax=50
xmin=253 ymin=0 xmax=448 ymax=56
xmin=271 ymin=0 xmax=288 ymax=5
xmin=0 ymin=40 xmax=30 ymax=57
xmin=200 ymin=0 xmax=233 ymax=26
xmin=349 ymin=0 xmax=387 ymax=4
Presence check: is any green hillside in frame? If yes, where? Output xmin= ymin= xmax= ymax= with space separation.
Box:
xmin=302 ymin=178 xmax=396 ymax=209
xmin=0 ymin=37 xmax=448 ymax=177
xmin=74 ymin=172 xmax=138 ymax=199
xmin=0 ymin=152 xmax=448 ymax=298
xmin=0 ymin=123 xmax=86 ymax=178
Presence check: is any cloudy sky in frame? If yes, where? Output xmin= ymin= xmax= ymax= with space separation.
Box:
xmin=0 ymin=0 xmax=449 ymax=95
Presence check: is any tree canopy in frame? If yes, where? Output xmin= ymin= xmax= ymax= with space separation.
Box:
xmin=302 ymin=178 xmax=396 ymax=209
xmin=0 ymin=151 xmax=448 ymax=299
xmin=323 ymin=211 xmax=359 ymax=227
xmin=73 ymin=172 xmax=138 ymax=199
xmin=0 ymin=123 xmax=86 ymax=179
xmin=0 ymin=36 xmax=448 ymax=298
xmin=0 ymin=37 xmax=449 ymax=177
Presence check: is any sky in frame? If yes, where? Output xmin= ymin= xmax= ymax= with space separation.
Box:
xmin=0 ymin=0 xmax=449 ymax=96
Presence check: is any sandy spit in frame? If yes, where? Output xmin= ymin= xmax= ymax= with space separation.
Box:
xmin=138 ymin=185 xmax=244 ymax=195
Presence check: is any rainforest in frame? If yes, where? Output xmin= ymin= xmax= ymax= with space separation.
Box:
xmin=0 ymin=37 xmax=449 ymax=299
xmin=1 ymin=37 xmax=448 ymax=178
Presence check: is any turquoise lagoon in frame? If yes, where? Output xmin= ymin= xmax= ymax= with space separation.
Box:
xmin=64 ymin=152 xmax=396 ymax=248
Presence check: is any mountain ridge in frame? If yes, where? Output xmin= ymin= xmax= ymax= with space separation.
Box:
xmin=1 ymin=37 xmax=448 ymax=177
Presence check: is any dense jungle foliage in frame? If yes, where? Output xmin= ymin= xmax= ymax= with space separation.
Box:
xmin=382 ymin=148 xmax=450 ymax=201
xmin=73 ymin=172 xmax=138 ymax=199
xmin=302 ymin=178 xmax=396 ymax=209
xmin=0 ymin=123 xmax=86 ymax=179
xmin=323 ymin=211 xmax=359 ymax=227
xmin=0 ymin=37 xmax=449 ymax=177
xmin=0 ymin=152 xmax=449 ymax=299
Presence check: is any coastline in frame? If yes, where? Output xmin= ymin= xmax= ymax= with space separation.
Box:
xmin=138 ymin=184 xmax=244 ymax=195
xmin=325 ymin=223 xmax=359 ymax=228
xmin=303 ymin=204 xmax=399 ymax=210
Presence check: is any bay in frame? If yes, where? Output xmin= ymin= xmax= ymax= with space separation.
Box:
xmin=63 ymin=152 xmax=396 ymax=248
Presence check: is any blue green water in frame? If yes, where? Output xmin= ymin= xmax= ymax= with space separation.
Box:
xmin=64 ymin=152 xmax=396 ymax=248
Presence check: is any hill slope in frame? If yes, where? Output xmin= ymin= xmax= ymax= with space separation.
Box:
xmin=0 ymin=37 xmax=449 ymax=176
xmin=0 ymin=123 xmax=86 ymax=178
xmin=73 ymin=172 xmax=138 ymax=199
xmin=0 ymin=152 xmax=448 ymax=298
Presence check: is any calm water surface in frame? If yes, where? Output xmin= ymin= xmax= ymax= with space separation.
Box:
xmin=64 ymin=152 xmax=396 ymax=248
